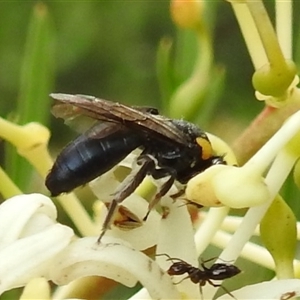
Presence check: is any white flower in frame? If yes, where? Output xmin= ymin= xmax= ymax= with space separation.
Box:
xmin=52 ymin=197 xmax=199 ymax=300
xmin=218 ymin=279 xmax=300 ymax=300
xmin=0 ymin=193 xmax=74 ymax=295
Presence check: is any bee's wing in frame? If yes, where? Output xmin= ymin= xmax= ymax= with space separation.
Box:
xmin=85 ymin=121 xmax=130 ymax=140
xmin=50 ymin=93 xmax=188 ymax=145
xmin=51 ymin=102 xmax=100 ymax=133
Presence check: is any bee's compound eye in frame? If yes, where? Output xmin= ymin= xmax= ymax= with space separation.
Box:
xmin=196 ymin=137 xmax=213 ymax=160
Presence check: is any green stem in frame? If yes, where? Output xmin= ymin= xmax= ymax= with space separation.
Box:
xmin=232 ymin=88 xmax=300 ymax=165
xmin=170 ymin=25 xmax=213 ymax=119
xmin=246 ymin=0 xmax=286 ymax=70
xmin=230 ymin=2 xmax=267 ymax=69
xmin=0 ymin=167 xmax=22 ymax=199
xmin=0 ymin=118 xmax=97 ymax=237
xmin=276 ymin=0 xmax=292 ymax=59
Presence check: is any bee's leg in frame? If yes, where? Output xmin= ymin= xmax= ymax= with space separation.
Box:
xmin=170 ymin=188 xmax=185 ymax=200
xmin=97 ymin=154 xmax=156 ymax=243
xmin=143 ymin=167 xmax=176 ymax=221
xmin=97 ymin=199 xmax=119 ymax=243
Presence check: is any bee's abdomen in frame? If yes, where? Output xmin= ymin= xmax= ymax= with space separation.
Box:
xmin=46 ymin=131 xmax=142 ymax=196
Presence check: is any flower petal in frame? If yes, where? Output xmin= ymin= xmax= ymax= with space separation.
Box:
xmin=50 ymin=237 xmax=180 ymax=299
xmin=0 ymin=223 xmax=74 ymax=294
xmin=217 ymin=279 xmax=300 ymax=299
xmin=0 ymin=193 xmax=57 ymax=247
xmin=156 ymin=197 xmax=197 ymax=265
xmin=101 ymin=194 xmax=161 ymax=250
xmin=156 ymin=197 xmax=201 ymax=299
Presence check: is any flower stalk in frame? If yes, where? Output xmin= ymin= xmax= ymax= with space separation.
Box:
xmin=0 ymin=117 xmax=97 ymax=237
xmin=276 ymin=0 xmax=292 ymax=59
xmin=228 ymin=0 xmax=297 ymax=101
xmin=261 ymin=195 xmax=296 ymax=279
xmin=169 ymin=0 xmax=214 ymax=120
xmin=0 ymin=166 xmax=22 ymax=198
xmin=20 ymin=278 xmax=51 ymax=300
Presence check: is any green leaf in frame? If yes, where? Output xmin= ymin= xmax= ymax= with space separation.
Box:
xmin=6 ymin=3 xmax=55 ymax=191
xmin=18 ymin=2 xmax=55 ymax=125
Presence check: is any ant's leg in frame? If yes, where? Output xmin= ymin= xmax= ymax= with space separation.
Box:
xmin=201 ymin=256 xmax=218 ymax=266
xmin=199 ymin=284 xmax=204 ymax=300
xmin=215 ymin=257 xmax=235 ymax=264
xmin=97 ymin=155 xmax=155 ymax=243
xmin=143 ymin=167 xmax=176 ymax=221
xmin=200 ymin=257 xmax=218 ymax=268
xmin=172 ymin=275 xmax=190 ymax=285
xmin=155 ymin=253 xmax=187 ymax=264
xmin=207 ymin=280 xmax=237 ymax=300
xmin=155 ymin=253 xmax=173 ymax=260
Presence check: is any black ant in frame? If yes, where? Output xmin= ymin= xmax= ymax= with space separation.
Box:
xmin=157 ymin=254 xmax=241 ymax=299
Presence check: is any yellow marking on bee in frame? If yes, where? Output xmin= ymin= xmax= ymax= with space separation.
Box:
xmin=196 ymin=137 xmax=212 ymax=160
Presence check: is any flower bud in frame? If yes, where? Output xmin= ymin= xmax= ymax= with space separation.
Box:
xmin=252 ymin=60 xmax=297 ymax=98
xmin=170 ymin=0 xmax=204 ymax=29
xmin=186 ymin=165 xmax=226 ymax=207
xmin=186 ymin=165 xmax=270 ymax=208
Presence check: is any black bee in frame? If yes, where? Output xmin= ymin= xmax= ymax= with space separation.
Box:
xmin=45 ymin=94 xmax=225 ymax=241
xmin=157 ymin=254 xmax=241 ymax=299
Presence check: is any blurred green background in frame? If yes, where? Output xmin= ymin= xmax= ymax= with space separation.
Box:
xmin=0 ymin=1 xmax=262 ymax=139
xmin=1 ymin=1 xmax=300 ymax=130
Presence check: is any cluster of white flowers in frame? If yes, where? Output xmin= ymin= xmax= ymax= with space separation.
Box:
xmin=2 ymin=105 xmax=300 ymax=299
